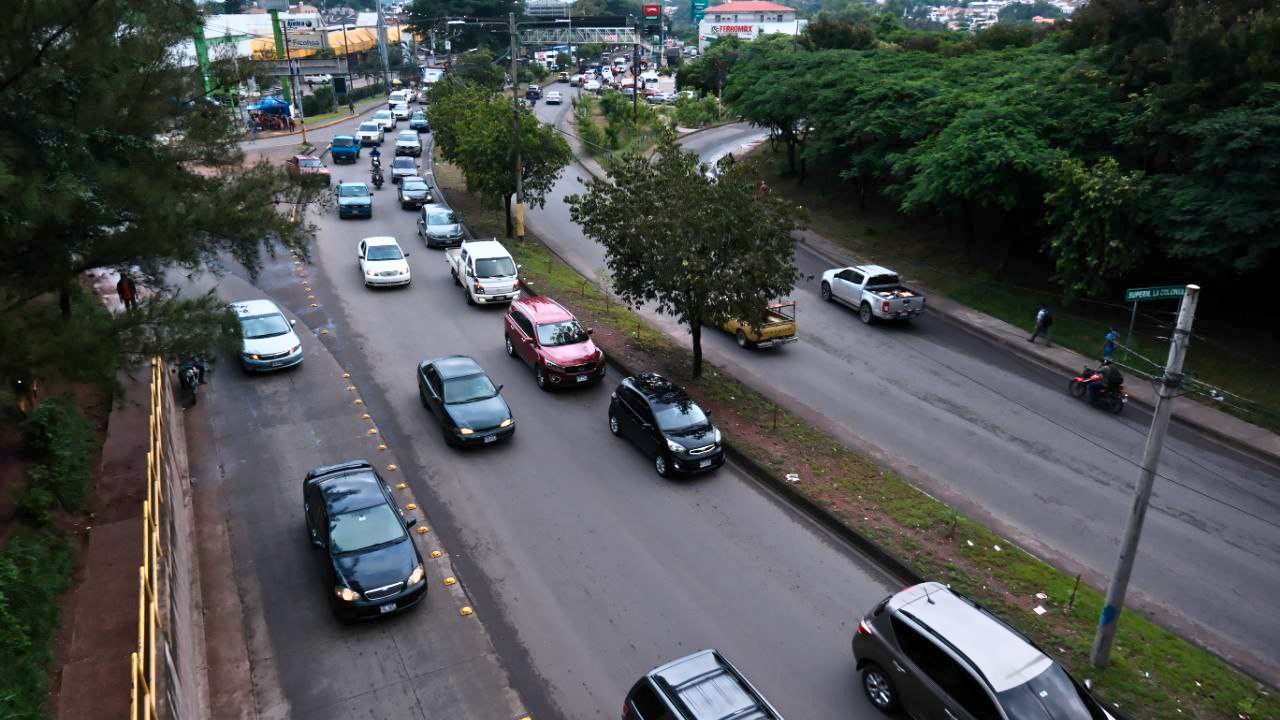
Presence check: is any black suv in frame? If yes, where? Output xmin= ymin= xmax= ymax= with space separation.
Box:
xmin=303 ymin=460 xmax=427 ymax=621
xmin=608 ymin=373 xmax=724 ymax=477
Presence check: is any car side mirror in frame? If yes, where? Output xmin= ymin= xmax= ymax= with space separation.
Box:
xmin=290 ymin=319 xmax=297 ymax=326
xmin=404 ymin=516 xmax=418 ymax=528
xmin=496 ymin=384 xmax=504 ymax=393
xmin=587 ymin=328 xmax=594 ymax=335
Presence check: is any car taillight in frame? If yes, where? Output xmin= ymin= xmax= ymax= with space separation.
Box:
xmin=857 ymin=619 xmax=873 ymax=636
xmin=882 ymin=300 xmax=890 ymax=314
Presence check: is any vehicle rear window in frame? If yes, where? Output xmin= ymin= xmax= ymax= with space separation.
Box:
xmin=867 ymin=274 xmax=900 ymax=287
xmin=997 ymin=664 xmax=1106 ymax=720
xmin=300 ymin=158 xmax=322 ymax=168
xmin=329 ymin=504 xmax=404 ymax=554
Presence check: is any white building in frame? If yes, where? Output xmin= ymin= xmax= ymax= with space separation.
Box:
xmin=697 ymin=1 xmax=806 ymax=51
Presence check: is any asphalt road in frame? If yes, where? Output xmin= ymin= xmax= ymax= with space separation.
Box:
xmin=217 ymin=100 xmax=904 ymax=719
xmin=523 ymin=89 xmax=1280 ymax=680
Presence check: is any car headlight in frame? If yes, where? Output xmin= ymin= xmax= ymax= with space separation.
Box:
xmin=499 ymin=418 xmax=513 ymax=428
xmin=712 ymin=427 xmax=721 ymax=444
xmin=334 ymin=585 xmax=360 ymax=602
xmin=666 ymin=438 xmax=683 ymax=453
xmin=458 ymin=427 xmax=474 ymax=435
xmin=544 ymin=360 xmax=564 ymax=371
xmin=407 ymin=563 xmax=424 ymax=585
xmin=367 ymin=271 xmax=377 ymax=277
xmin=244 ymin=353 xmax=261 ymax=360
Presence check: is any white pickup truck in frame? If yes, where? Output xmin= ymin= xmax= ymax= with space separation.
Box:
xmin=820 ymin=264 xmax=925 ymax=324
xmin=446 ymin=239 xmax=520 ymax=305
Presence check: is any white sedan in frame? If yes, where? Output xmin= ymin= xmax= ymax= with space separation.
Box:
xmin=356 ymin=122 xmax=384 ymax=146
xmin=357 ymin=236 xmax=411 ymax=288
xmin=372 ymin=109 xmax=397 ymax=131
xmin=390 ymin=102 xmax=411 ymax=120
xmin=545 ymin=91 xmax=563 ymax=104
xmin=583 ymin=79 xmax=601 ymax=92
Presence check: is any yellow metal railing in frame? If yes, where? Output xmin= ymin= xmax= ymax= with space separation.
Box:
xmin=131 ymin=358 xmax=168 ymax=720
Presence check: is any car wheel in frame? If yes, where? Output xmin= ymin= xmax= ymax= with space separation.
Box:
xmin=1107 ymin=395 xmax=1125 ymax=415
xmin=861 ymin=664 xmax=899 ymax=712
xmin=464 ymin=285 xmax=476 ymax=305
xmin=654 ymin=453 xmax=671 ymax=478
xmin=451 ymin=269 xmax=461 ymax=287
xmin=505 ymin=334 xmax=516 ymax=357
xmin=535 ymin=365 xmax=549 ymax=391
xmin=736 ymin=330 xmax=751 ymax=349
xmin=859 ymin=303 xmax=875 ymax=325
xmin=820 ymin=281 xmax=832 ymax=301
xmin=441 ymin=426 xmax=457 ymax=447
xmin=608 ymin=413 xmax=622 ymax=436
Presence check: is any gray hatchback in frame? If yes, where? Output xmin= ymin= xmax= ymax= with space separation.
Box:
xmin=853 ymin=582 xmax=1116 ymax=720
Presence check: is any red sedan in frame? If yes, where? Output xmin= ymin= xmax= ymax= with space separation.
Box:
xmin=503 ymin=296 xmax=607 ymax=390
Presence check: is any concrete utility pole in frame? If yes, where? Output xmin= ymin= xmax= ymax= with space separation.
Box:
xmin=509 ymin=12 xmax=526 ymax=241
xmin=375 ymin=0 xmax=392 ymax=92
xmin=632 ymin=17 xmax=640 ymax=118
xmin=1091 ymin=284 xmax=1201 ymax=669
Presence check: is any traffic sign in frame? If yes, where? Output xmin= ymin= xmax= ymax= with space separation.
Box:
xmin=1124 ymin=285 xmax=1187 ymax=303
xmin=260 ymin=57 xmax=349 ymax=77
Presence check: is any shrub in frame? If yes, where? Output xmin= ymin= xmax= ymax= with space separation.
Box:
xmin=301 ymin=85 xmax=336 ymax=117
xmin=20 ymin=398 xmax=95 ymax=519
xmin=0 ymin=529 xmax=75 ymax=720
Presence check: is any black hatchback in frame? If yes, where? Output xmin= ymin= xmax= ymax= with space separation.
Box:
xmin=303 ymin=460 xmax=427 ymax=621
xmin=608 ymin=373 xmax=724 ymax=477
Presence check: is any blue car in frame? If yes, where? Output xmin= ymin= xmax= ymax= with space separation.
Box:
xmin=336 ymin=182 xmax=373 ymax=219
xmin=330 ymin=135 xmax=360 ymax=164
xmin=409 ymin=111 xmax=430 ymax=132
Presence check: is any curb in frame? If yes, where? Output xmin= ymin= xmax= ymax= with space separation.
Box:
xmin=794 ymin=235 xmax=1280 ymax=468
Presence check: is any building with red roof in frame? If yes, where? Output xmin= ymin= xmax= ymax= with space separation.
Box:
xmin=698 ymin=0 xmax=804 ymax=50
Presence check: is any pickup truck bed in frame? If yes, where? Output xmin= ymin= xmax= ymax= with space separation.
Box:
xmin=723 ymin=301 xmax=798 ymax=349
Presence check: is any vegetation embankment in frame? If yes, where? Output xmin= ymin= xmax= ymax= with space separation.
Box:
xmin=681 ymin=0 xmax=1280 ymax=429
xmin=1 ymin=398 xmax=101 ymax=719
xmin=431 ymin=152 xmax=1280 ymax=720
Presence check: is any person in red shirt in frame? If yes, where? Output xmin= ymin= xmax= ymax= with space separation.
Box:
xmin=116 ymin=273 xmax=138 ymax=311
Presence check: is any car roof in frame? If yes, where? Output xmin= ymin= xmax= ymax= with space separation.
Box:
xmin=460 ymin=239 xmax=509 ymax=258
xmin=359 ymin=121 xmax=380 ymax=127
xmin=338 ymin=181 xmax=369 ymax=188
xmin=393 ymin=156 xmax=416 ymax=164
xmin=318 ymin=470 xmax=387 ymax=513
xmin=648 ymin=650 xmax=779 ymax=720
xmin=293 ymin=154 xmax=320 ymax=161
xmin=333 ymin=134 xmax=355 ymax=140
xmin=425 ymin=355 xmax=484 ymax=379
xmin=851 ymin=264 xmax=895 ymax=276
xmin=892 ymin=583 xmax=1052 ymax=693
xmin=626 ymin=373 xmax=691 ymax=405
xmin=397 ymin=130 xmax=418 ymax=137
xmin=362 ymin=235 xmax=399 ymax=247
xmin=230 ymin=298 xmax=282 ymax=317
xmin=402 ymin=176 xmax=427 ymax=184
xmin=514 ymin=295 xmax=573 ymax=324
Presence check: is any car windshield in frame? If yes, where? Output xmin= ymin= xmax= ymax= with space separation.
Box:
xmin=328 ymin=503 xmax=404 ymax=554
xmin=300 ymin=158 xmax=322 ymax=168
xmin=411 ymin=112 xmax=425 ymax=120
xmin=333 ymin=137 xmax=355 ymax=147
xmin=997 ymin=665 xmax=1107 ymax=720
xmin=426 ymin=208 xmax=456 ymax=225
xmin=338 ymin=184 xmax=369 ymax=197
xmin=474 ymin=257 xmax=516 ymax=278
xmin=239 ymin=313 xmax=291 ymax=339
xmin=398 ymin=132 xmax=417 ymax=141
xmin=536 ymin=319 xmax=588 ymax=347
xmin=366 ymin=244 xmax=403 ymax=261
xmin=653 ymin=397 xmax=708 ymax=432
xmin=393 ymin=158 xmax=415 ymax=169
xmin=359 ymin=123 xmax=380 ymax=132
xmin=403 ymin=180 xmax=428 ymax=192
xmin=443 ymin=373 xmax=498 ymax=403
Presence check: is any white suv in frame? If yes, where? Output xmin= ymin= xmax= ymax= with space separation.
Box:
xmin=356 ymin=121 xmax=384 ymax=146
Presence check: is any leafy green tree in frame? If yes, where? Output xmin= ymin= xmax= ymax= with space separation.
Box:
xmin=452 ymin=49 xmax=506 ymax=90
xmin=676 ymin=36 xmax=745 ymax=97
xmin=1044 ymin=157 xmax=1151 ymax=297
xmin=723 ymin=37 xmax=816 ymax=180
xmin=799 ymin=15 xmax=876 ymax=50
xmin=0 ymin=0 xmax=323 ymax=388
xmin=996 ymin=1 xmax=1062 ymax=24
xmin=556 ymin=52 xmax=572 ymax=68
xmin=567 ymin=134 xmax=803 ymax=377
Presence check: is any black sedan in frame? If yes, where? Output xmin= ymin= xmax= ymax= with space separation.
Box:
xmin=607 ymin=373 xmax=724 ymax=477
xmin=417 ymin=355 xmax=515 ymax=447
xmin=398 ymin=176 xmax=434 ymax=210
xmin=303 ymin=460 xmax=426 ymax=621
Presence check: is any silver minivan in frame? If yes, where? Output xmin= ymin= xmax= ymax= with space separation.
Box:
xmin=852 ymin=582 xmax=1116 ymax=720
xmin=623 ymin=649 xmax=782 ymax=720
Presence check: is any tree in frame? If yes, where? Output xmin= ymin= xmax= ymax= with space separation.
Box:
xmin=723 ymin=37 xmax=816 ymax=180
xmin=567 ymin=134 xmax=803 ymax=377
xmin=555 ymin=52 xmax=572 ymax=68
xmin=799 ymin=15 xmax=877 ymax=50
xmin=0 ymin=0 xmax=324 ymax=388
xmin=676 ymin=36 xmax=745 ymax=97
xmin=997 ymin=1 xmax=1062 ymax=24
xmin=452 ymin=50 xmax=506 ymax=90
xmin=224 ymin=0 xmax=245 ymax=12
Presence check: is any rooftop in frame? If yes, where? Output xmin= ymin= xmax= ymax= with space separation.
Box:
xmin=702 ymin=0 xmax=795 ymax=13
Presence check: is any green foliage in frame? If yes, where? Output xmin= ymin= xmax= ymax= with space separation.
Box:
xmin=676 ymin=36 xmax=745 ymax=96
xmin=0 ymin=0 xmax=325 ymax=388
xmin=0 ymin=528 xmax=75 ymax=719
xmin=996 ymin=1 xmax=1062 ymax=24
xmin=19 ymin=398 xmax=97 ymax=520
xmin=451 ymin=50 xmax=506 ymax=90
xmin=567 ymin=133 xmax=803 ymax=376
xmin=800 ymin=14 xmax=877 ymax=50
xmin=673 ymin=95 xmax=724 ymax=128
xmin=301 ymin=84 xmax=336 ymax=116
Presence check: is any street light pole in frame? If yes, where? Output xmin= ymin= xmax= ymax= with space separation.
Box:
xmin=509 ymin=12 xmax=525 ymax=241
xmin=1090 ymin=284 xmax=1201 ymax=669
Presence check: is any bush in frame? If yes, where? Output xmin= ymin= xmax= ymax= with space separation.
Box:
xmin=0 ymin=529 xmax=75 ymax=720
xmin=674 ymin=96 xmax=723 ymax=128
xmin=301 ymin=85 xmax=335 ymax=117
xmin=20 ymin=398 xmax=95 ymax=520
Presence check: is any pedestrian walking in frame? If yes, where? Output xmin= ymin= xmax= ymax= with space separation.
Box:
xmin=348 ymin=100 xmax=356 ymax=115
xmin=1102 ymin=328 xmax=1119 ymax=361
xmin=1028 ymin=306 xmax=1053 ymax=346
xmin=116 ymin=272 xmax=138 ymax=312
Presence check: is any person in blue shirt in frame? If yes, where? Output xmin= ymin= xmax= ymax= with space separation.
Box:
xmin=1102 ymin=328 xmax=1119 ymax=361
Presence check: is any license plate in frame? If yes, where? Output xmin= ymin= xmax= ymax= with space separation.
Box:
xmin=699 ymin=459 xmax=712 ymax=468
xmin=483 ymin=434 xmax=497 ymax=443
xmin=576 ymin=375 xmax=588 ymax=383
xmin=379 ymin=602 xmax=397 ymax=614
xmin=272 ymin=360 xmax=284 ymax=367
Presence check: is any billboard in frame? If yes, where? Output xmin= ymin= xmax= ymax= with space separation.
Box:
xmin=691 ymin=0 xmax=709 ymax=23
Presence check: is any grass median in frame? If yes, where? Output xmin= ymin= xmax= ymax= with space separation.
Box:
xmin=432 ymin=151 xmax=1279 ymax=720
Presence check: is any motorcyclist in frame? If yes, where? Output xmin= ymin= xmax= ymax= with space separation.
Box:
xmin=369 ymin=147 xmax=381 ymax=167
xmin=1087 ymin=361 xmax=1123 ymax=403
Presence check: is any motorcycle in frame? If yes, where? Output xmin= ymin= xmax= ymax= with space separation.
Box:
xmin=371 ymin=168 xmax=384 ymax=189
xmin=176 ymin=356 xmax=210 ymax=407
xmin=1068 ymin=366 xmax=1126 ymax=414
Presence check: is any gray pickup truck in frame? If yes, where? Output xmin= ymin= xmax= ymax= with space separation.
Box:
xmin=820 ymin=264 xmax=925 ymax=324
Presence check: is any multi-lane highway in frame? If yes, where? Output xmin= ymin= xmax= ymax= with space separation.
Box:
xmin=214 ymin=100 xmax=904 ymax=719
xmin=522 ymin=87 xmax=1280 ymax=680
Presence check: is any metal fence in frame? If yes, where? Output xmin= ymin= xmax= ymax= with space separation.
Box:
xmin=130 ymin=358 xmax=187 ymax=720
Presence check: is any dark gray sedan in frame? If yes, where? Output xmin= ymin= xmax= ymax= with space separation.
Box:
xmin=417 ymin=203 xmax=464 ymax=248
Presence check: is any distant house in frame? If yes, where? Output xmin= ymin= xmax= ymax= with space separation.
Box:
xmin=697 ymin=1 xmax=806 ymax=51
